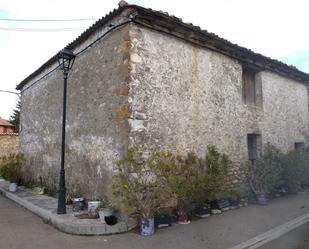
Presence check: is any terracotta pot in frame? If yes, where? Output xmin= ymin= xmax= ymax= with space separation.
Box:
xmin=176 ymin=209 xmax=190 ymax=224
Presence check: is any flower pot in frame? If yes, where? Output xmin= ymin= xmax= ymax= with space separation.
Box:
xmin=105 ymin=215 xmax=118 ymax=226
xmin=218 ymin=199 xmax=230 ymax=211
xmin=87 ymin=201 xmax=101 ymax=218
xmin=140 ymin=217 xmax=155 ymax=236
xmin=98 ymin=211 xmax=106 ymax=222
xmin=72 ymin=197 xmax=85 ymax=212
xmin=176 ymin=209 xmax=190 ymax=224
xmin=98 ymin=209 xmax=114 ymax=221
xmin=103 ymin=208 xmax=114 ymax=217
xmin=211 ymin=200 xmax=230 ymax=211
xmin=256 ymin=194 xmax=268 ymax=205
xmin=9 ymin=182 xmax=17 ymax=192
xmin=194 ymin=206 xmax=211 ymax=218
xmin=155 ymin=215 xmax=173 ymax=228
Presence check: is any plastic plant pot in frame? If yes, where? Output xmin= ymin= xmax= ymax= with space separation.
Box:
xmin=72 ymin=197 xmax=85 ymax=212
xmin=194 ymin=206 xmax=211 ymax=218
xmin=140 ymin=217 xmax=155 ymax=236
xmin=9 ymin=182 xmax=17 ymax=192
xmin=87 ymin=201 xmax=101 ymax=218
xmin=103 ymin=208 xmax=114 ymax=217
xmin=256 ymin=194 xmax=268 ymax=205
xmin=154 ymin=214 xmax=173 ymax=228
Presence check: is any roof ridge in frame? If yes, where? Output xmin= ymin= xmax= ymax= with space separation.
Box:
xmin=16 ymin=2 xmax=309 ymax=91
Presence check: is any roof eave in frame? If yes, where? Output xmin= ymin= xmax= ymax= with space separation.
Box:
xmin=16 ymin=3 xmax=309 ymax=91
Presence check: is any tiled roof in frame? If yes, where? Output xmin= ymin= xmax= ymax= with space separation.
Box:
xmin=0 ymin=118 xmax=13 ymax=127
xmin=16 ymin=1 xmax=309 ymax=91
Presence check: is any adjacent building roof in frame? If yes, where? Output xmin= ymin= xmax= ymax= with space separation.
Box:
xmin=0 ymin=118 xmax=13 ymax=127
xmin=16 ymin=1 xmax=309 ymax=91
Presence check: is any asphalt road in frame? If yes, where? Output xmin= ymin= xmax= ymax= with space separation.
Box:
xmin=259 ymin=222 xmax=309 ymax=249
xmin=1 ymin=193 xmax=309 ymax=249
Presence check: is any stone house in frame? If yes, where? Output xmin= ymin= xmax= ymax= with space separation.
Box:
xmin=16 ymin=3 xmax=309 ymax=199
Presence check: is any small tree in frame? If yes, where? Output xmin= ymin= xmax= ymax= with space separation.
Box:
xmin=0 ymin=154 xmax=23 ymax=182
xmin=247 ymin=145 xmax=282 ymax=195
xmin=204 ymin=145 xmax=229 ymax=201
xmin=112 ymin=148 xmax=172 ymax=219
xmin=161 ymin=152 xmax=202 ymax=212
xmin=9 ymin=98 xmax=21 ymax=133
xmin=280 ymin=150 xmax=308 ymax=193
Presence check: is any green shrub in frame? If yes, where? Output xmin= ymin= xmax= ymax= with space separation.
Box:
xmin=113 ymin=146 xmax=230 ymax=216
xmin=247 ymin=145 xmax=282 ymax=195
xmin=112 ymin=148 xmax=172 ymax=219
xmin=161 ymin=151 xmax=202 ymax=211
xmin=0 ymin=154 xmax=23 ymax=182
xmin=301 ymin=148 xmax=309 ymax=188
xmin=203 ymin=145 xmax=229 ymax=201
xmin=279 ymin=150 xmax=309 ymax=193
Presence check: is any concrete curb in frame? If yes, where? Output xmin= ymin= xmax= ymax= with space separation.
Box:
xmin=0 ymin=182 xmax=136 ymax=235
xmin=228 ymin=211 xmax=309 ymax=249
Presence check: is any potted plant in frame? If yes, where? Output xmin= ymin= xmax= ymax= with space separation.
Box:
xmin=201 ymin=146 xmax=230 ymax=212
xmin=163 ymin=152 xmax=204 ymax=224
xmin=154 ymin=210 xmax=173 ymax=228
xmin=71 ymin=197 xmax=85 ymax=212
xmin=218 ymin=199 xmax=230 ymax=211
xmin=0 ymin=154 xmax=23 ymax=193
xmin=113 ymin=148 xmax=171 ymax=236
xmin=193 ymin=203 xmax=211 ymax=218
xmin=87 ymin=200 xmax=101 ymax=218
xmin=247 ymin=145 xmax=282 ymax=205
xmin=210 ymin=196 xmax=230 ymax=211
xmin=97 ymin=200 xmax=117 ymax=221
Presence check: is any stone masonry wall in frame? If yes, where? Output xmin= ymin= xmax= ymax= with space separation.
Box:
xmin=19 ymin=17 xmax=309 ymax=197
xmin=0 ymin=134 xmax=19 ymax=158
xmin=128 ymin=24 xmax=309 ymax=188
xmin=20 ymin=21 xmax=132 ymax=199
xmin=261 ymin=72 xmax=309 ymax=151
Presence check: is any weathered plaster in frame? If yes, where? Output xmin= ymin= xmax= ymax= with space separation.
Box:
xmin=20 ymin=23 xmax=132 ymax=199
xmin=19 ymin=19 xmax=309 ymax=196
xmin=261 ymin=72 xmax=309 ymax=151
xmin=128 ymin=24 xmax=309 ymax=187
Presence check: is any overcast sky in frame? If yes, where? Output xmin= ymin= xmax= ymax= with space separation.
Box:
xmin=0 ymin=0 xmax=308 ymax=119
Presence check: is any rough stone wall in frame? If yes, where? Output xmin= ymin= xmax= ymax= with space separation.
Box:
xmin=19 ymin=19 xmax=309 ymax=197
xmin=128 ymin=24 xmax=309 ymax=188
xmin=261 ymin=72 xmax=309 ymax=151
xmin=20 ymin=22 xmax=132 ymax=199
xmin=0 ymin=134 xmax=19 ymax=158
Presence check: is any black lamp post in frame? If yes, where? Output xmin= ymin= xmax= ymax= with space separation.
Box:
xmin=57 ymin=48 xmax=76 ymax=214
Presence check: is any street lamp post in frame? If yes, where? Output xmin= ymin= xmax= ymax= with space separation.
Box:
xmin=57 ymin=48 xmax=76 ymax=214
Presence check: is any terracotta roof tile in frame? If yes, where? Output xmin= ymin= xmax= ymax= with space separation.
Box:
xmin=0 ymin=118 xmax=13 ymax=127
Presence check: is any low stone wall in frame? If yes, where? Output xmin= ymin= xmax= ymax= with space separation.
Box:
xmin=0 ymin=133 xmax=19 ymax=158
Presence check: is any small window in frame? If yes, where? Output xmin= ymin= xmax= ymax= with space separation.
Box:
xmin=242 ymin=67 xmax=256 ymax=105
xmin=295 ymin=142 xmax=305 ymax=151
xmin=247 ymin=134 xmax=261 ymax=164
